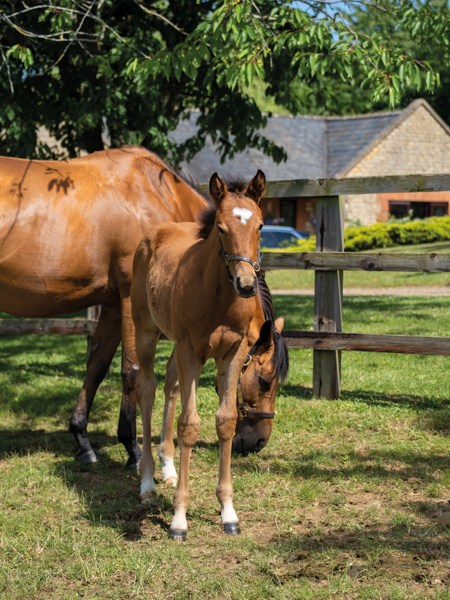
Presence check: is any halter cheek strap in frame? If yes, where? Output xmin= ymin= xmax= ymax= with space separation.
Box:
xmin=219 ymin=237 xmax=261 ymax=282
xmin=236 ymin=338 xmax=276 ymax=421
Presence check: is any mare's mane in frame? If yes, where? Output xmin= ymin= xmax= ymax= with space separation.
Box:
xmin=196 ymin=197 xmax=289 ymax=385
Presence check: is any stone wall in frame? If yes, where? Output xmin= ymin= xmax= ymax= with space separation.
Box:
xmin=344 ymin=105 xmax=450 ymax=225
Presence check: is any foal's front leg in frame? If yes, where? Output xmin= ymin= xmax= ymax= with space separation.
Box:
xmin=158 ymin=346 xmax=179 ymax=486
xmin=215 ymin=341 xmax=248 ymax=535
xmin=169 ymin=342 xmax=202 ymax=541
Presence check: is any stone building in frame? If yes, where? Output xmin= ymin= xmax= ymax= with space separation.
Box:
xmin=171 ymin=99 xmax=450 ymax=232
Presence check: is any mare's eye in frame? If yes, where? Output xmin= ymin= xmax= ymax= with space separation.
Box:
xmin=218 ymin=225 xmax=225 ymax=235
xmin=258 ymin=376 xmax=271 ymax=393
xmin=258 ymin=223 xmax=263 ymax=232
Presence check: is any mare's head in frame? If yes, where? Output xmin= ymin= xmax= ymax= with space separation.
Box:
xmin=232 ymin=272 xmax=290 ymax=455
xmin=209 ymin=170 xmax=266 ymax=298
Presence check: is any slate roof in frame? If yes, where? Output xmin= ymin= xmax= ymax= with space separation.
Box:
xmin=169 ymin=99 xmax=445 ymax=182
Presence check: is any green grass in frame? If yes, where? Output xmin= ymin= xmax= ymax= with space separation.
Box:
xmin=266 ymin=240 xmax=450 ymax=290
xmin=2 ymin=297 xmax=450 ymax=598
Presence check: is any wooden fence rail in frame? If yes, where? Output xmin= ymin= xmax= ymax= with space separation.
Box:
xmin=2 ymin=172 xmax=450 ymax=400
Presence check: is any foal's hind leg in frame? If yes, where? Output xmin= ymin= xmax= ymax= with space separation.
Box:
xmin=135 ymin=324 xmax=160 ymax=502
xmin=158 ymin=346 xmax=179 ymax=486
xmin=70 ymin=304 xmax=121 ymax=463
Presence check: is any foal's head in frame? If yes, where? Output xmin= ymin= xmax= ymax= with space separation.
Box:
xmin=209 ymin=171 xmax=266 ymax=298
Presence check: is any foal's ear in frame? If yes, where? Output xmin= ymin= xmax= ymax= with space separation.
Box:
xmin=246 ymin=170 xmax=266 ymax=204
xmin=209 ymin=172 xmax=227 ymax=207
xmin=259 ymin=320 xmax=273 ymax=348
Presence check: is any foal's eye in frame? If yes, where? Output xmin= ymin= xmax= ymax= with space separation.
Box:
xmin=258 ymin=223 xmax=263 ymax=232
xmin=218 ymin=225 xmax=225 ymax=235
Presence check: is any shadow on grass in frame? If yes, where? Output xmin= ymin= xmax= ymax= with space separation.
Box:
xmin=0 ymin=427 xmax=117 ymax=461
xmin=233 ymin=444 xmax=450 ymax=482
xmin=268 ymin=522 xmax=450 ymax=569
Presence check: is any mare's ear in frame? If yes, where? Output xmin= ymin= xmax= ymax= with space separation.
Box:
xmin=259 ymin=319 xmax=273 ymax=349
xmin=246 ymin=170 xmax=266 ymax=204
xmin=210 ymin=172 xmax=227 ymax=207
xmin=274 ymin=316 xmax=285 ymax=334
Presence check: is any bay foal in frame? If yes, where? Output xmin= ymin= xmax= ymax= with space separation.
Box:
xmin=131 ymin=171 xmax=266 ymax=539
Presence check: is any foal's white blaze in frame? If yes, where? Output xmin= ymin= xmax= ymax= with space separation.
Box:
xmin=232 ymin=207 xmax=253 ymax=225
xmin=221 ymin=501 xmax=239 ymax=525
xmin=158 ymin=447 xmax=178 ymax=485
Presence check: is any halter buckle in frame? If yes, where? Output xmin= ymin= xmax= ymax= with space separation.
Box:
xmin=243 ymin=354 xmax=252 ymax=368
xmin=237 ymin=405 xmax=248 ymax=419
xmin=253 ymin=262 xmax=261 ymax=272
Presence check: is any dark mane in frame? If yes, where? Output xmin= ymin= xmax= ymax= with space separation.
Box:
xmin=257 ymin=270 xmax=289 ymax=384
xmin=197 ymin=205 xmax=216 ymax=240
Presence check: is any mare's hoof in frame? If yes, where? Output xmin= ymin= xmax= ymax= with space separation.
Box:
xmin=140 ymin=490 xmax=157 ymax=504
xmin=224 ymin=523 xmax=241 ymax=536
xmin=163 ymin=476 xmax=177 ymax=487
xmin=126 ymin=458 xmax=140 ymax=472
xmin=169 ymin=529 xmax=187 ymax=542
xmin=75 ymin=449 xmax=101 ymax=464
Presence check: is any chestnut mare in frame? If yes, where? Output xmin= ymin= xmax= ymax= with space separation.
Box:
xmin=132 ymin=171 xmax=273 ymax=539
xmin=0 ymin=147 xmax=287 ymax=466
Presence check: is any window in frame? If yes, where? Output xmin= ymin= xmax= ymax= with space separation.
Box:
xmin=389 ymin=201 xmax=448 ymax=219
xmin=280 ymin=199 xmax=297 ymax=228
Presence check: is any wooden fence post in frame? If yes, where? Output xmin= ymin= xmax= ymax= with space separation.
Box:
xmin=313 ymin=195 xmax=344 ymax=399
xmin=87 ymin=305 xmax=101 ymax=361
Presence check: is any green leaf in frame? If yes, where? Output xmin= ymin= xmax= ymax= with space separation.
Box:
xmin=399 ymin=63 xmax=405 ymax=82
xmin=199 ymin=42 xmax=211 ymax=62
xmin=246 ymin=62 xmax=254 ymax=86
xmin=354 ymin=44 xmax=363 ymax=61
xmin=391 ymin=75 xmax=400 ymax=93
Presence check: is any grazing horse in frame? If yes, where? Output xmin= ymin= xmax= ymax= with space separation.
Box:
xmin=131 ymin=171 xmax=269 ymax=539
xmin=0 ymin=147 xmax=286 ymax=467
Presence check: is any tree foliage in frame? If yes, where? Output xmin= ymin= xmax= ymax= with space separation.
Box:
xmin=0 ymin=1 xmax=447 ymax=163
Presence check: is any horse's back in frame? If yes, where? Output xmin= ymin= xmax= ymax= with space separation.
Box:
xmin=0 ymin=148 xmax=206 ymax=317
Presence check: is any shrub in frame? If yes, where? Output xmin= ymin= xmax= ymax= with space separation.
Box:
xmin=264 ymin=217 xmax=450 ymax=253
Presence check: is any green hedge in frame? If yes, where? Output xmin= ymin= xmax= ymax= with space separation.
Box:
xmin=266 ymin=217 xmax=450 ymax=253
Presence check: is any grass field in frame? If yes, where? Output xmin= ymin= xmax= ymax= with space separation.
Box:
xmin=265 ymin=240 xmax=450 ymax=290
xmin=1 ymin=294 xmax=450 ymax=599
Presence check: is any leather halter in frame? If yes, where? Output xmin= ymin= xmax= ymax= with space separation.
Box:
xmin=236 ymin=338 xmax=276 ymax=421
xmin=219 ymin=237 xmax=261 ymax=282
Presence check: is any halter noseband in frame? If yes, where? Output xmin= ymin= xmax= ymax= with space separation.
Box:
xmin=236 ymin=337 xmax=276 ymax=421
xmin=219 ymin=237 xmax=261 ymax=282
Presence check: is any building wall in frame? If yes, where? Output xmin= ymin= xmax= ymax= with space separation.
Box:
xmin=344 ymin=105 xmax=450 ymax=225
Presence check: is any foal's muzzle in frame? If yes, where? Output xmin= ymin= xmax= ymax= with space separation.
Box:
xmin=235 ymin=276 xmax=257 ymax=298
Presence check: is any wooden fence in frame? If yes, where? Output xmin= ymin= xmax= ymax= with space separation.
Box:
xmin=2 ymin=173 xmax=450 ymax=399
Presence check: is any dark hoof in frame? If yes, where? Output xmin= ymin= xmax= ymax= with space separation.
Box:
xmin=126 ymin=458 xmax=140 ymax=472
xmin=224 ymin=522 xmax=241 ymax=536
xmin=75 ymin=448 xmax=101 ymax=463
xmin=169 ymin=529 xmax=187 ymax=542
